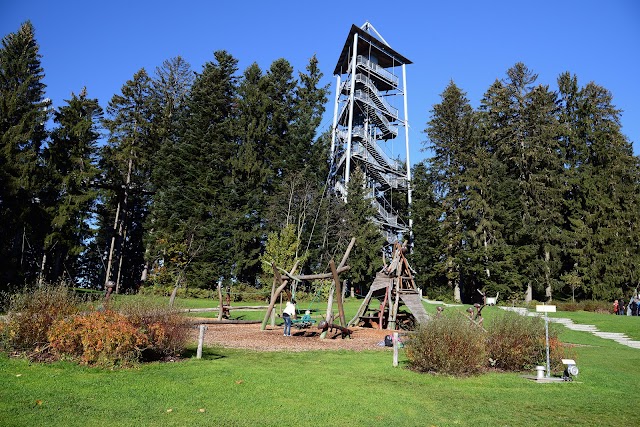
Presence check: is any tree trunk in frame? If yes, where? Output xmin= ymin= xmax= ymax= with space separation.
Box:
xmin=544 ymin=249 xmax=552 ymax=302
xmin=104 ymin=198 xmax=121 ymax=288
xmin=38 ymin=252 xmax=47 ymax=285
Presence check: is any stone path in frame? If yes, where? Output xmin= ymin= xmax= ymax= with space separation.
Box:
xmin=499 ymin=306 xmax=640 ymax=349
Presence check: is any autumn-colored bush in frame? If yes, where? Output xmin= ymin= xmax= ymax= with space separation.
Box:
xmin=487 ymin=312 xmax=570 ymax=371
xmin=405 ymin=313 xmax=487 ymax=376
xmin=117 ymin=301 xmax=190 ymax=360
xmin=48 ymin=310 xmax=149 ymax=367
xmin=0 ymin=284 xmax=81 ymax=354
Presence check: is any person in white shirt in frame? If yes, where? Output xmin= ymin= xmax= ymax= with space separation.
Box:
xmin=282 ymin=299 xmax=296 ymax=336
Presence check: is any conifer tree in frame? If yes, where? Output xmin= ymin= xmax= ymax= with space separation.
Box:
xmin=100 ymin=69 xmax=157 ymax=292
xmin=342 ymin=168 xmax=385 ymax=289
xmin=143 ymin=56 xmax=193 ymax=284
xmin=43 ymin=88 xmax=102 ymax=282
xmin=558 ymin=74 xmax=640 ymax=298
xmin=409 ymin=162 xmax=446 ymax=294
xmin=149 ymin=51 xmax=238 ymax=289
xmin=480 ymin=63 xmax=565 ymax=302
xmin=425 ymin=81 xmax=476 ymax=302
xmin=0 ymin=21 xmax=49 ymax=288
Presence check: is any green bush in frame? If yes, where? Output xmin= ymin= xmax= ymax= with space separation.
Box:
xmin=554 ymin=300 xmax=611 ymax=313
xmin=0 ymin=284 xmax=81 ymax=354
xmin=487 ymin=312 xmax=570 ymax=371
xmin=405 ymin=313 xmax=487 ymax=376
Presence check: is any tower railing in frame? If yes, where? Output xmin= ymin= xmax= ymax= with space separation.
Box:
xmin=356 ymin=55 xmax=399 ymax=87
xmin=341 ymin=73 xmax=399 ymax=119
xmin=337 ymin=95 xmax=398 ymax=139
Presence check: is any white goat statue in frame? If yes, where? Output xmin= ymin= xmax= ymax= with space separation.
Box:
xmin=477 ymin=289 xmax=499 ymax=306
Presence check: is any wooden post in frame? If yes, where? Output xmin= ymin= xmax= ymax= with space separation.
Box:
xmin=330 ymin=260 xmax=346 ymax=327
xmin=320 ymin=283 xmax=335 ymax=339
xmin=197 ymin=324 xmax=207 ymax=359
xmin=392 ymin=332 xmax=399 ymax=367
xmin=270 ymin=277 xmax=276 ymax=327
xmin=379 ymin=286 xmax=389 ymax=330
xmin=217 ymin=281 xmax=224 ymax=321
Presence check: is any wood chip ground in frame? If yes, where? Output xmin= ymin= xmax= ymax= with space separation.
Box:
xmin=191 ymin=322 xmax=394 ymax=352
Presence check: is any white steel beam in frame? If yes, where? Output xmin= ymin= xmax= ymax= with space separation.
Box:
xmin=330 ymin=74 xmax=341 ymax=159
xmin=345 ymin=33 xmax=358 ymax=193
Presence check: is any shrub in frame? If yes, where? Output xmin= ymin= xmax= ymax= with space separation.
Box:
xmin=48 ymin=310 xmax=148 ymax=367
xmin=487 ymin=312 xmax=570 ymax=371
xmin=0 ymin=284 xmax=81 ymax=354
xmin=554 ymin=300 xmax=611 ymax=313
xmin=405 ymin=313 xmax=487 ymax=376
xmin=118 ymin=301 xmax=190 ymax=359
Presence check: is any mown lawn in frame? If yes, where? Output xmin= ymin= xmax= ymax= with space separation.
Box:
xmin=2 ymin=296 xmax=638 ymax=426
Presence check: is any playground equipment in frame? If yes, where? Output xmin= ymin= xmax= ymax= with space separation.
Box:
xmin=349 ymin=241 xmax=429 ymax=330
xmin=261 ymin=238 xmax=356 ymax=339
xmin=292 ymin=310 xmax=316 ymax=329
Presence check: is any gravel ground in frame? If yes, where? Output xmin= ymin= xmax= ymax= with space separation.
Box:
xmin=191 ymin=322 xmax=394 ymax=352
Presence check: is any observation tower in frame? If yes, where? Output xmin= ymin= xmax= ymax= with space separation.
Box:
xmin=330 ymin=22 xmax=412 ymax=243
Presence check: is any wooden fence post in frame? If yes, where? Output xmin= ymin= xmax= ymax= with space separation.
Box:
xmin=197 ymin=324 xmax=207 ymax=359
xmin=393 ymin=332 xmax=399 ymax=367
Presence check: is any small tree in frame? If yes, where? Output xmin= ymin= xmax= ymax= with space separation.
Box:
xmin=260 ymin=224 xmax=307 ymax=285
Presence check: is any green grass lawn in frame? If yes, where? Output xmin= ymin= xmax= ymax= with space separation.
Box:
xmin=3 ymin=296 xmax=639 ymax=426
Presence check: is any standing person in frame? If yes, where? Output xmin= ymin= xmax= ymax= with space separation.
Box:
xmin=619 ymin=298 xmax=626 ymax=316
xmin=630 ymin=297 xmax=638 ymax=316
xmin=613 ymin=299 xmax=619 ymax=315
xmin=282 ymin=299 xmax=296 ymax=337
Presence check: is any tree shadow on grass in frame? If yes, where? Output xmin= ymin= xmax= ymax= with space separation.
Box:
xmin=182 ymin=347 xmax=227 ymax=360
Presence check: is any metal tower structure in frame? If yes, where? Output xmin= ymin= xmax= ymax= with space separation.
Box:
xmin=330 ymin=22 xmax=412 ymax=243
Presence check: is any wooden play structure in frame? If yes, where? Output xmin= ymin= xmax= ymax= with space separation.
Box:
xmin=348 ymin=241 xmax=429 ymax=330
xmin=261 ymin=238 xmax=356 ymax=339
xmin=260 ymin=238 xmax=429 ymax=336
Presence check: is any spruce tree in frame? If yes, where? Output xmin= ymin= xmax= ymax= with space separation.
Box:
xmin=558 ymin=75 xmax=640 ymax=298
xmin=0 ymin=21 xmax=49 ymax=288
xmin=143 ymin=56 xmax=194 ymax=284
xmin=342 ymin=168 xmax=385 ymax=289
xmin=424 ymin=81 xmax=476 ymax=302
xmin=100 ymin=69 xmax=157 ymax=292
xmin=409 ymin=162 xmax=446 ymax=294
xmin=479 ymin=63 xmax=565 ymax=302
xmin=149 ymin=51 xmax=238 ymax=289
xmin=43 ymin=88 xmax=102 ymax=282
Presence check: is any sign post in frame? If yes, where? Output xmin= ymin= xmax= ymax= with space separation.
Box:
xmin=536 ymin=305 xmax=556 ymax=378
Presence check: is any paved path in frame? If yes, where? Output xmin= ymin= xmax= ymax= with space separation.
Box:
xmin=499 ymin=306 xmax=640 ymax=349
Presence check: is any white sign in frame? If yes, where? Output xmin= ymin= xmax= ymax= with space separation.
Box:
xmin=536 ymin=305 xmax=557 ymax=313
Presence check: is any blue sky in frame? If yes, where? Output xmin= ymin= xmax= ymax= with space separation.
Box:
xmin=2 ymin=0 xmax=638 ymax=166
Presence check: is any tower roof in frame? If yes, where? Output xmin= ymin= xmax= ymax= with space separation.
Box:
xmin=333 ymin=24 xmax=412 ymax=76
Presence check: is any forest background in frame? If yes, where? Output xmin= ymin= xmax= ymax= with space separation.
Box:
xmin=1 ymin=5 xmax=639 ymax=303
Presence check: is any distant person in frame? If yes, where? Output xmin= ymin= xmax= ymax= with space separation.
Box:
xmin=282 ymin=299 xmax=296 ymax=337
xmin=613 ymin=299 xmax=619 ymax=315
xmin=630 ymin=297 xmax=638 ymax=316
xmin=618 ymin=299 xmax=625 ymax=316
